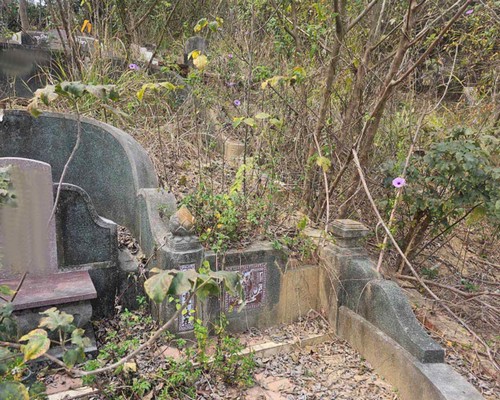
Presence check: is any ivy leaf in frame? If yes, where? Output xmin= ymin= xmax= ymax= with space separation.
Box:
xmin=19 ymin=329 xmax=50 ymax=361
xmin=0 ymin=382 xmax=30 ymax=400
xmin=39 ymin=308 xmax=74 ymax=331
xmin=144 ymin=270 xmax=175 ymax=303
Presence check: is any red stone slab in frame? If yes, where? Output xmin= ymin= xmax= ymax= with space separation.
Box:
xmin=0 ymin=271 xmax=97 ymax=311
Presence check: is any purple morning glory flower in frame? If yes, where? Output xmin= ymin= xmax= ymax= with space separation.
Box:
xmin=129 ymin=63 xmax=140 ymax=71
xmin=228 ymin=53 xmax=233 ymax=59
xmin=392 ymin=177 xmax=406 ymax=188
xmin=465 ymin=9 xmax=474 ymax=15
xmin=233 ymin=99 xmax=241 ymax=106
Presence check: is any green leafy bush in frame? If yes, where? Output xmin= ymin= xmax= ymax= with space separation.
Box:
xmin=382 ymin=127 xmax=499 ymax=259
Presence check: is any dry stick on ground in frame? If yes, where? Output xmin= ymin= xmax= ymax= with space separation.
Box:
xmin=351 ymin=149 xmax=499 ymax=372
xmin=395 ymin=274 xmax=500 ymax=300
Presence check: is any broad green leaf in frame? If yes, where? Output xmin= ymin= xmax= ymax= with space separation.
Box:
xmin=0 ymin=347 xmax=13 ymax=373
xmin=0 ymin=382 xmax=29 ymax=400
xmin=194 ymin=18 xmax=208 ymax=33
xmin=243 ymin=118 xmax=256 ymax=127
xmin=208 ymin=21 xmax=219 ymax=32
xmin=169 ymin=270 xmax=196 ymax=295
xmin=19 ymin=329 xmax=50 ymax=361
xmin=144 ymin=270 xmax=174 ymax=303
xmin=195 ymin=280 xmax=220 ymax=302
xmin=233 ymin=117 xmax=244 ymax=128
xmin=59 ymin=81 xmax=86 ymax=98
xmin=158 ymin=81 xmax=177 ymax=91
xmin=211 ymin=271 xmax=242 ymax=298
xmin=255 ymin=112 xmax=271 ymax=120
xmin=63 ymin=348 xmax=85 ymax=368
xmin=269 ymin=118 xmax=284 ymax=129
xmin=39 ymin=308 xmax=74 ymax=331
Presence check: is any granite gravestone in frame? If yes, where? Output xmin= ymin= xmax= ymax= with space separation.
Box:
xmin=183 ymin=36 xmax=208 ymax=66
xmin=0 ymin=157 xmax=58 ymax=279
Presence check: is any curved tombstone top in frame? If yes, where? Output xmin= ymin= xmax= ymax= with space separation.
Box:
xmin=0 ymin=110 xmax=158 ymax=240
xmin=0 ymin=157 xmax=58 ymax=278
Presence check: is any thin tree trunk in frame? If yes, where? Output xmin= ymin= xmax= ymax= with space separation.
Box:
xmin=19 ymin=0 xmax=30 ymax=31
xmin=303 ymin=0 xmax=345 ymax=210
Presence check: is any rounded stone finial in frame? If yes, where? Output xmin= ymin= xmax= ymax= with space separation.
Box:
xmin=169 ymin=205 xmax=195 ymax=236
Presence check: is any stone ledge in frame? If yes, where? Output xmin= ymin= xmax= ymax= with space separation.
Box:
xmin=1 ymin=271 xmax=96 ymax=311
xmin=337 ymin=306 xmax=484 ymax=400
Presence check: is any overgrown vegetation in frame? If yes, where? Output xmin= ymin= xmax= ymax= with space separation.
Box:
xmin=1 ymin=0 xmax=499 ymax=397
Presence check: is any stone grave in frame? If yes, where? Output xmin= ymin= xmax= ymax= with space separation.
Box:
xmin=0 ymin=157 xmax=97 ymax=335
xmin=183 ymin=36 xmax=208 ymax=66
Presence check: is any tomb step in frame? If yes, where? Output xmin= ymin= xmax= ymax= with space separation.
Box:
xmin=1 ymin=270 xmax=97 ymax=311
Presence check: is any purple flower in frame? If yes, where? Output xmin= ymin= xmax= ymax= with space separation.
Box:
xmin=392 ymin=177 xmax=406 ymax=188
xmin=465 ymin=9 xmax=474 ymax=15
xmin=128 ymin=63 xmax=140 ymax=71
xmin=228 ymin=53 xmax=233 ymax=59
xmin=233 ymin=99 xmax=241 ymax=106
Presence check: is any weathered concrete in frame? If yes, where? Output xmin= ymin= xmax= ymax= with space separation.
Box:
xmin=0 ymin=157 xmax=58 ymax=278
xmin=56 ymin=183 xmax=117 ymax=269
xmin=0 ymin=110 xmax=158 ymax=241
xmin=277 ymin=264 xmax=321 ymax=323
xmin=338 ymin=307 xmax=484 ymax=400
xmin=357 ymin=279 xmax=444 ymax=363
xmin=318 ymin=219 xmax=444 ymax=363
xmin=204 ymin=242 xmax=286 ymax=332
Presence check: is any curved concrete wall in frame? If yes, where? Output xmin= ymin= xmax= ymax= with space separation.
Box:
xmin=0 ymin=110 xmax=158 ymax=239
